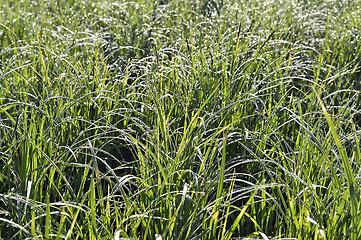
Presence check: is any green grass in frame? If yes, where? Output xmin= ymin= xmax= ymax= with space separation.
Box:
xmin=1 ymin=0 xmax=361 ymax=239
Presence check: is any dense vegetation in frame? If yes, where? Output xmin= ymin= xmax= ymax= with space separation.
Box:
xmin=1 ymin=0 xmax=361 ymax=239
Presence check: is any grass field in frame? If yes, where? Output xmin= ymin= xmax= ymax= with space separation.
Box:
xmin=1 ymin=0 xmax=361 ymax=239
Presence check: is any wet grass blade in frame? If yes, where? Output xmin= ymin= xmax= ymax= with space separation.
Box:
xmin=314 ymin=87 xmax=358 ymax=239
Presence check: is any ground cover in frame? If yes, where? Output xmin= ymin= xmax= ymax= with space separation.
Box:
xmin=1 ymin=0 xmax=361 ymax=239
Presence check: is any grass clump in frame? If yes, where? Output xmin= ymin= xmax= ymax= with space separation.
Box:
xmin=1 ymin=0 xmax=361 ymax=239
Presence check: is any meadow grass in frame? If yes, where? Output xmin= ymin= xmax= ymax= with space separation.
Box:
xmin=1 ymin=0 xmax=361 ymax=239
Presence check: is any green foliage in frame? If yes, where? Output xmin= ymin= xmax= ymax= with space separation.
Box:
xmin=1 ymin=0 xmax=361 ymax=239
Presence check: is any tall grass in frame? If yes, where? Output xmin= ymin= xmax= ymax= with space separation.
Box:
xmin=1 ymin=0 xmax=361 ymax=239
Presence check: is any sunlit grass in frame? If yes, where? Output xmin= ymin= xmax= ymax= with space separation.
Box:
xmin=1 ymin=0 xmax=361 ymax=239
